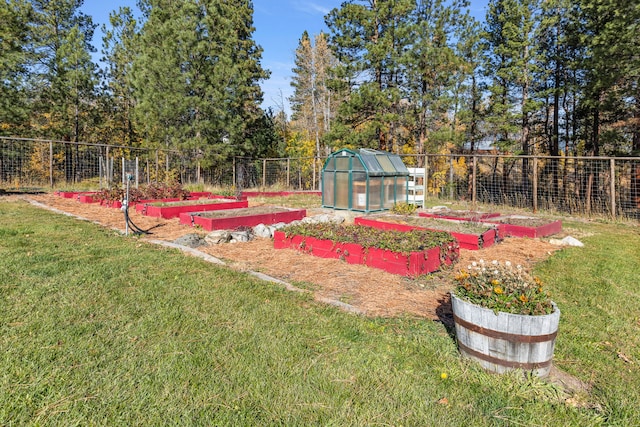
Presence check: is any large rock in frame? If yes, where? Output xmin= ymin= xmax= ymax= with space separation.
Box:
xmin=205 ymin=230 xmax=231 ymax=245
xmin=253 ymin=223 xmax=272 ymax=238
xmin=301 ymin=214 xmax=345 ymax=225
xmin=174 ymin=233 xmax=206 ymax=248
xmin=549 ymin=236 xmax=584 ymax=247
xmin=229 ymin=230 xmax=253 ymax=243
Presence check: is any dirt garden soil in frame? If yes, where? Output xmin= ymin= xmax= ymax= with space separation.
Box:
xmin=20 ymin=193 xmax=560 ymax=321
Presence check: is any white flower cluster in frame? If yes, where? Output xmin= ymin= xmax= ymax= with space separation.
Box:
xmin=467 ymin=259 xmax=523 ymax=272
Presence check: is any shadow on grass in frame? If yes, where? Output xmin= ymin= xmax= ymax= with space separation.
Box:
xmin=435 ymin=293 xmax=456 ymax=341
xmin=0 ymin=188 xmax=47 ymax=196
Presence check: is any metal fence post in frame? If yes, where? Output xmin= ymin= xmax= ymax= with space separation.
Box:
xmin=533 ymin=157 xmax=538 ymax=213
xmin=610 ymin=158 xmax=616 ymax=218
xmin=313 ymin=157 xmax=317 ymax=191
xmin=286 ymin=158 xmax=290 ymax=189
xmin=449 ymin=156 xmax=454 ymax=199
xmin=49 ymin=141 xmax=54 ymax=188
xmin=262 ymin=159 xmax=266 ymax=188
xmin=472 ymin=155 xmax=477 ymax=205
xmin=424 ymin=155 xmax=429 ymax=197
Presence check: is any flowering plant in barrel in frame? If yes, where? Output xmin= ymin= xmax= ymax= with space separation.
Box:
xmin=453 ymin=260 xmax=553 ymax=315
xmin=450 ymin=260 xmax=560 ymax=377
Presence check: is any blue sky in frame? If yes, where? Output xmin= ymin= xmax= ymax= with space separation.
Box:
xmin=81 ymin=0 xmax=488 ymax=116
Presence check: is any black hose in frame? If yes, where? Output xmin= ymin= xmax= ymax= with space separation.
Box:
xmin=123 ymin=205 xmax=152 ymax=235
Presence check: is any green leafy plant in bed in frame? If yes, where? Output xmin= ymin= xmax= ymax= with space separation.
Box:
xmin=282 ymin=222 xmax=458 ymax=256
xmin=376 ymin=214 xmax=495 ymax=235
xmin=390 ymin=202 xmax=417 ymax=216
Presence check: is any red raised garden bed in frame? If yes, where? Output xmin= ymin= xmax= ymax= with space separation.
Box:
xmin=180 ymin=208 xmax=306 ymax=231
xmin=208 ymin=194 xmax=248 ymax=201
xmin=138 ymin=199 xmax=249 ymax=219
xmin=354 ymin=217 xmax=498 ymax=251
xmin=188 ymin=191 xmax=212 ymax=198
xmin=100 ymin=199 xmax=123 ymax=209
xmin=240 ymin=191 xmax=321 ymax=197
xmin=487 ymin=216 xmax=562 ymax=238
xmin=77 ymin=194 xmax=97 ymax=203
xmin=56 ymin=191 xmax=80 ymax=199
xmin=273 ymin=230 xmax=458 ymax=277
xmin=419 ymin=211 xmax=501 ymax=221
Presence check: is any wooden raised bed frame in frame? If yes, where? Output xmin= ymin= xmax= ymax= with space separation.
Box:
xmin=354 ymin=217 xmax=498 ymax=251
xmin=273 ymin=230 xmax=458 ymax=277
xmin=419 ymin=211 xmax=501 ymax=221
xmin=136 ymin=199 xmax=249 ymax=219
xmin=240 ymin=191 xmax=321 ymax=197
xmin=487 ymin=217 xmax=563 ymax=238
xmin=180 ymin=208 xmax=306 ymax=231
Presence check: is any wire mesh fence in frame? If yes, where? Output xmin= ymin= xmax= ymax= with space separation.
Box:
xmin=1 ymin=137 xmax=639 ymax=219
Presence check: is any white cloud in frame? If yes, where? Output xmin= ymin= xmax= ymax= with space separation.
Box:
xmin=291 ymin=0 xmax=332 ymax=16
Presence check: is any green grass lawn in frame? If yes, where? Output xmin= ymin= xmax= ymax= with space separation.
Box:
xmin=1 ymin=199 xmax=638 ymax=425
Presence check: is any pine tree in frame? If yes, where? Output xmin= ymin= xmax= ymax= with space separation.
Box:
xmin=0 ymin=0 xmax=32 ymax=134
xmin=99 ymin=7 xmax=139 ymax=146
xmin=403 ymin=0 xmax=471 ymax=157
xmin=133 ymin=0 xmax=269 ymax=169
xmin=325 ymin=0 xmax=415 ymax=151
xmin=28 ymin=0 xmax=97 ymax=142
xmin=483 ymin=0 xmax=541 ymax=155
xmin=290 ymin=31 xmax=337 ymax=157
xmin=290 ymin=31 xmax=315 ymax=151
xmin=455 ymin=15 xmax=486 ymax=154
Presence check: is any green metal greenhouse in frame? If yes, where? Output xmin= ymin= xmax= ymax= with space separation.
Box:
xmin=321 ymin=148 xmax=409 ymax=213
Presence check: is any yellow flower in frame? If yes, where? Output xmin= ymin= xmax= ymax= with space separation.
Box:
xmin=455 ymin=271 xmax=469 ymax=281
xmin=441 ymin=372 xmax=448 ymax=380
xmin=491 ymin=279 xmax=500 ymax=286
xmin=494 ymin=286 xmax=503 ymax=295
xmin=519 ymin=294 xmax=528 ymax=303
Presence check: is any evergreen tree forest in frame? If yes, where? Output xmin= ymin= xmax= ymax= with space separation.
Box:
xmin=0 ymin=0 xmax=273 ymax=172
xmin=290 ymin=0 xmax=640 ymax=161
xmin=1 ymin=0 xmax=639 ymax=173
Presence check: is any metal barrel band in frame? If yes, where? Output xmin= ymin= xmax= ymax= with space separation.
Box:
xmin=458 ymin=341 xmax=552 ymax=370
xmin=453 ymin=314 xmax=558 ymax=343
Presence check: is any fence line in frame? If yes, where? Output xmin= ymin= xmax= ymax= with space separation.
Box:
xmin=1 ymin=137 xmax=639 ymax=219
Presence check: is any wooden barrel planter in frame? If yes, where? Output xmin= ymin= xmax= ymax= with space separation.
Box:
xmin=450 ymin=292 xmax=560 ymax=377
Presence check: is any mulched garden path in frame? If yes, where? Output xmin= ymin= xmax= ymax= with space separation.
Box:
xmin=17 ymin=193 xmax=560 ymax=320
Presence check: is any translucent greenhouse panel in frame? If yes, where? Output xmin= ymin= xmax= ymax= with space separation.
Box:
xmin=360 ymin=154 xmax=383 ymax=175
xmin=335 ymin=172 xmax=350 ymax=209
xmin=322 ymin=171 xmax=334 ymax=207
xmin=389 ymin=156 xmax=409 ymax=173
xmin=336 ymin=156 xmax=350 ymax=172
xmin=397 ymin=176 xmax=408 ymax=201
xmin=352 ymin=158 xmax=365 ymax=171
xmin=352 ymin=172 xmax=367 ymax=210
xmin=383 ymin=177 xmax=396 ymax=209
xmin=324 ymin=157 xmax=335 ymax=172
xmin=376 ymin=155 xmax=396 ymax=174
xmin=369 ymin=177 xmax=382 ymax=210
